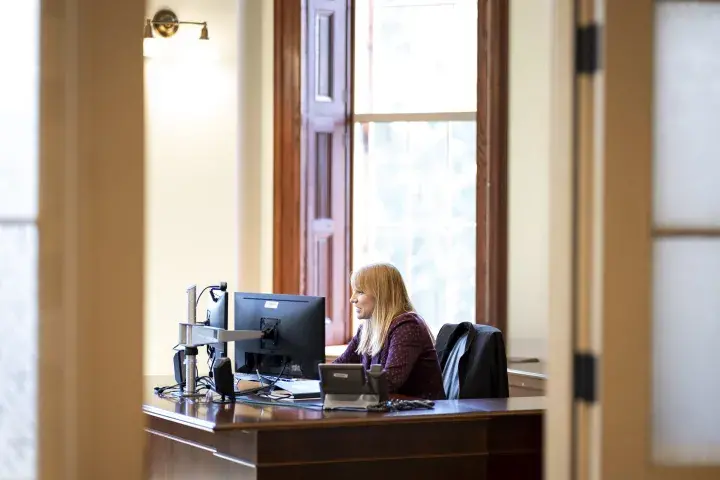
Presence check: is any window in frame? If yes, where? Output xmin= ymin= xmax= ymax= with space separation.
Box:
xmin=352 ymin=0 xmax=477 ymax=333
xmin=273 ymin=0 xmax=508 ymax=345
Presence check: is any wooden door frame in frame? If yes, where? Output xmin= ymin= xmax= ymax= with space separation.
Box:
xmin=594 ymin=0 xmax=720 ymax=478
xmin=546 ymin=0 xmax=575 ymax=479
xmin=39 ymin=1 xmax=145 ymax=478
xmin=273 ymin=0 xmax=510 ymax=341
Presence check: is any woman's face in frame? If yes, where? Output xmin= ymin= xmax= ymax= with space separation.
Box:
xmin=350 ymin=287 xmax=375 ymax=320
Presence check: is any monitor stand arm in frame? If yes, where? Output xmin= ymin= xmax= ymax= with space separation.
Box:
xmin=177 ymin=323 xmax=265 ymax=397
xmin=178 ymin=323 xmax=265 ymax=346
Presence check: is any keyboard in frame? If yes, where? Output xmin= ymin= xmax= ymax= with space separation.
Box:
xmin=234 ymin=372 xmax=296 ymax=382
xmin=274 ymin=379 xmax=322 ymax=399
xmin=233 ymin=373 xmax=321 ymax=399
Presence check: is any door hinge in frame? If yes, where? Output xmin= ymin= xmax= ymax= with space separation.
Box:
xmin=573 ymin=352 xmax=597 ymax=403
xmin=576 ymin=23 xmax=599 ymax=74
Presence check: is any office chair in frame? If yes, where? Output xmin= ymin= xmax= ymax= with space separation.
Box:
xmin=435 ymin=322 xmax=509 ymax=399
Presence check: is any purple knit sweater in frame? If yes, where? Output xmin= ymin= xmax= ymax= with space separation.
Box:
xmin=333 ymin=312 xmax=446 ymax=400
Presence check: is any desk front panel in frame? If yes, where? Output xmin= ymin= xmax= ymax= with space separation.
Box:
xmin=146 ymin=413 xmax=541 ymax=479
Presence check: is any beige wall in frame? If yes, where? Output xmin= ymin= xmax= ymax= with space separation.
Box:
xmin=144 ymin=0 xmax=273 ymax=375
xmin=507 ymin=0 xmax=553 ymax=359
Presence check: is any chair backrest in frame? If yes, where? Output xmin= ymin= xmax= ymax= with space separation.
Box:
xmin=436 ymin=322 xmax=509 ymax=399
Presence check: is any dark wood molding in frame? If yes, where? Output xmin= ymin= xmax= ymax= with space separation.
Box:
xmin=304 ymin=0 xmax=351 ymax=345
xmin=273 ymin=0 xmax=304 ymax=295
xmin=273 ymin=0 xmax=351 ymax=344
xmin=476 ymin=0 xmax=509 ymax=334
xmin=346 ymin=0 xmax=356 ymax=340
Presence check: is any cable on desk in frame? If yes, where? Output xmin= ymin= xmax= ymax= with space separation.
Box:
xmin=204 ymin=360 xmax=291 ymax=404
xmin=365 ymin=399 xmax=435 ymax=412
xmin=233 ymin=360 xmax=289 ymax=397
xmin=154 ymin=376 xmax=213 ymax=398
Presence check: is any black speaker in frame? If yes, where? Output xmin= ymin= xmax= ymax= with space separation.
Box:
xmin=212 ymin=356 xmax=235 ymax=403
xmin=173 ymin=350 xmax=186 ymax=386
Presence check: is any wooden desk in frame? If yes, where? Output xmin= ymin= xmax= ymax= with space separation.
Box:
xmin=144 ymin=376 xmax=544 ymax=479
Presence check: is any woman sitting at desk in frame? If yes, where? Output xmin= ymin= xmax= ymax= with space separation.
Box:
xmin=333 ymin=262 xmax=446 ymax=400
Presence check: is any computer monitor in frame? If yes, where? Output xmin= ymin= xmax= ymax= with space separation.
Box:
xmin=233 ymin=292 xmax=325 ymax=380
xmin=206 ymin=290 xmax=229 ymax=362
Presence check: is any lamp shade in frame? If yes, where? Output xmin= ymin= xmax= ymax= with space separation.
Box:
xmin=200 ymin=24 xmax=209 ymax=40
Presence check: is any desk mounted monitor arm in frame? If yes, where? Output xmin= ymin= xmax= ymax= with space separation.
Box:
xmin=178 ymin=285 xmax=268 ymax=397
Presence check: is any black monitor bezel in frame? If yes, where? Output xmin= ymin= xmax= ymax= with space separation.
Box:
xmin=233 ymin=292 xmax=326 ymax=380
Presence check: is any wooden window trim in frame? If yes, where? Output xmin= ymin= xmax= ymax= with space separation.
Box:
xmin=273 ymin=0 xmax=304 ymax=298
xmin=273 ymin=0 xmax=509 ymax=343
xmin=477 ymin=0 xmax=509 ymax=332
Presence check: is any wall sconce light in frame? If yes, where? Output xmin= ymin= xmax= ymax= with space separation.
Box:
xmin=143 ymin=9 xmax=209 ymax=41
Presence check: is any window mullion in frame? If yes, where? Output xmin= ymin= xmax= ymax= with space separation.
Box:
xmin=353 ymin=112 xmax=476 ymax=123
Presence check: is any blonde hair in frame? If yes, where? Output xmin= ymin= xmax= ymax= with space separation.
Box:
xmin=352 ymin=262 xmax=416 ymax=357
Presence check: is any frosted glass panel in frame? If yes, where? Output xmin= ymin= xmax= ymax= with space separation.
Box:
xmin=652 ymin=238 xmax=720 ymax=464
xmin=0 ymin=225 xmax=38 ymax=479
xmin=653 ymin=1 xmax=720 ymax=227
xmin=0 ymin=0 xmax=40 ymax=218
xmin=0 ymin=1 xmax=40 ymax=478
